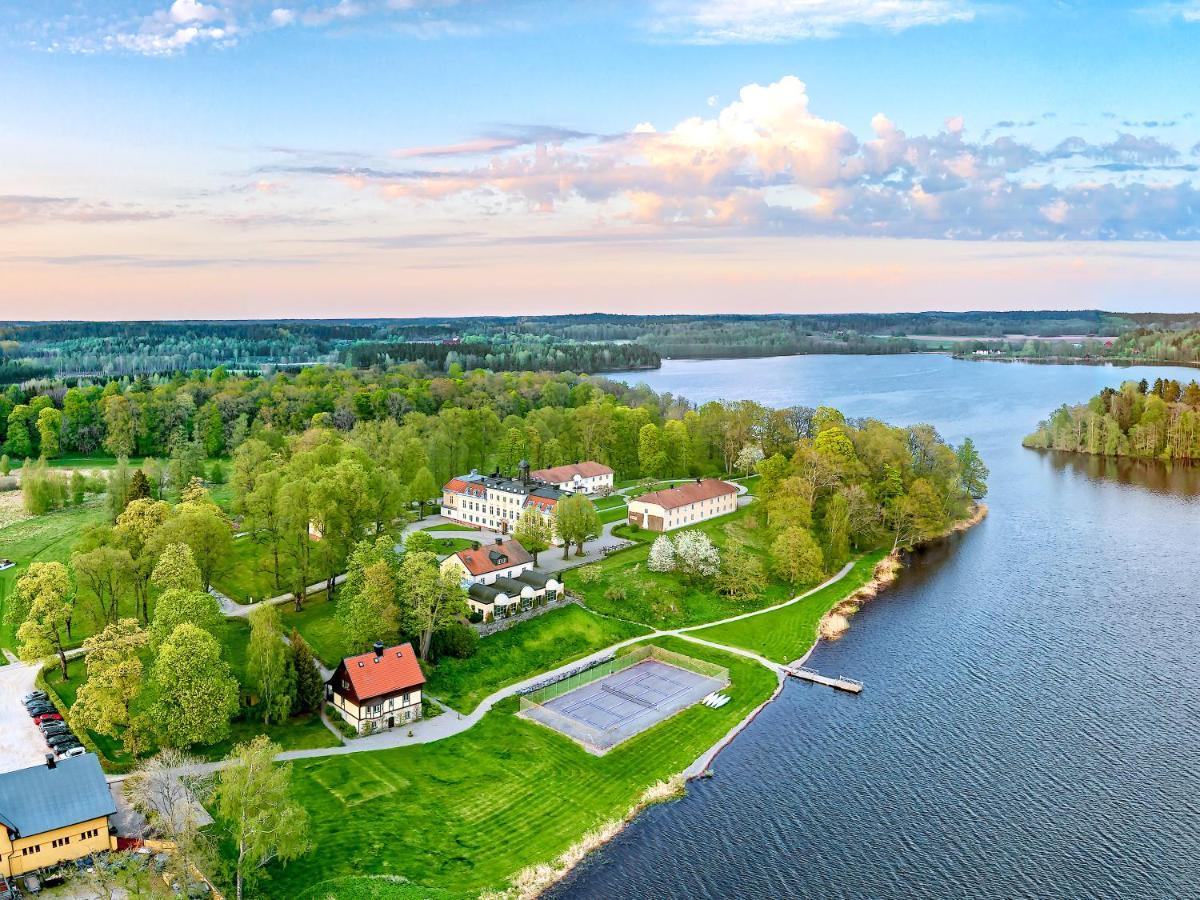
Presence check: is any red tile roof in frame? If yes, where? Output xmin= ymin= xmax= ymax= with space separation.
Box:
xmin=333 ymin=642 xmax=425 ymax=702
xmin=443 ymin=478 xmax=471 ymax=493
xmin=531 ymin=461 xmax=613 ymax=483
xmin=633 ymin=478 xmax=737 ymax=511
xmin=524 ymin=495 xmax=558 ymax=512
xmin=453 ymin=539 xmax=533 ymax=576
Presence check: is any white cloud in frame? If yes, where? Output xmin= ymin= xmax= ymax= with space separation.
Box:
xmin=304 ymin=75 xmax=1200 ymax=240
xmin=269 ymin=8 xmax=298 ymax=26
xmin=169 ymin=0 xmax=220 ymax=24
xmin=649 ymin=0 xmax=976 ymax=42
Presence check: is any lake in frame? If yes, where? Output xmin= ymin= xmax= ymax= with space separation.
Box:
xmin=551 ymin=354 xmax=1200 ymax=900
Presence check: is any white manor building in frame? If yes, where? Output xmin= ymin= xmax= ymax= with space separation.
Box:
xmin=529 ymin=461 xmax=614 ymax=495
xmin=439 ymin=463 xmax=564 ymax=539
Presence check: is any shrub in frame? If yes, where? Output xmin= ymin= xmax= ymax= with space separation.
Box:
xmin=604 ymin=584 xmax=627 ymax=603
xmin=576 ymin=565 xmax=601 ymax=585
xmin=430 ymin=622 xmax=479 ymax=661
xmin=647 ymin=535 xmax=676 ymax=572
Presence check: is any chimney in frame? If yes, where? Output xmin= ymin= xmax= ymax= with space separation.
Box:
xmin=45 ymin=753 xmax=56 ymax=770
xmin=373 ymin=641 xmax=384 ymax=660
xmin=696 ymin=476 xmax=702 ymax=484
xmin=472 ymin=541 xmax=480 ymax=551
xmin=495 ymin=536 xmax=503 ymax=546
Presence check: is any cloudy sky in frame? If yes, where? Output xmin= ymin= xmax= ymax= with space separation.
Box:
xmin=4 ymin=0 xmax=1200 ymax=318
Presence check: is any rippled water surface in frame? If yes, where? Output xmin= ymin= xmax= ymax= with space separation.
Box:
xmin=552 ymin=355 xmax=1200 ymax=900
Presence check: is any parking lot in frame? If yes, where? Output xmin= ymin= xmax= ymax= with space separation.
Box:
xmin=0 ymin=659 xmax=61 ymax=773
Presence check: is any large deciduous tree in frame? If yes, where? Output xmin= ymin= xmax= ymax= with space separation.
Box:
xmin=513 ymin=506 xmax=553 ymax=565
xmin=247 ymin=605 xmax=295 ymax=725
xmin=148 ymin=623 xmax=239 ymax=748
xmin=769 ymin=526 xmax=825 ymax=588
xmin=397 ymin=551 xmax=469 ymax=660
xmin=12 ymin=562 xmax=73 ymax=677
xmin=72 ymin=619 xmax=148 ymax=738
xmin=217 ymin=736 xmax=310 ymax=900
xmin=552 ymin=494 xmax=601 ymax=559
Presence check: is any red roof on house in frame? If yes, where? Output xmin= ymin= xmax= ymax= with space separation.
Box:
xmin=524 ymin=494 xmax=558 ymax=512
xmin=332 ymin=642 xmax=425 ymax=702
xmin=531 ymin=461 xmax=613 ymax=483
xmin=633 ymin=478 xmax=737 ymax=511
xmin=453 ymin=539 xmax=533 ymax=576
xmin=443 ymin=478 xmax=471 ymax=493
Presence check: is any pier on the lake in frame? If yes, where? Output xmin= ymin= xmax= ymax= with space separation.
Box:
xmin=785 ymin=667 xmax=864 ymax=694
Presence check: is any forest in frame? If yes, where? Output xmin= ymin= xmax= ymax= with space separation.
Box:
xmin=8 ymin=310 xmax=1198 ymax=386
xmin=1023 ymin=377 xmax=1200 ymax=460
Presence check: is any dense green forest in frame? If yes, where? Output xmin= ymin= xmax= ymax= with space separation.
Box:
xmin=8 ymin=310 xmax=1198 ymax=386
xmin=1023 ymin=377 xmax=1200 ymax=460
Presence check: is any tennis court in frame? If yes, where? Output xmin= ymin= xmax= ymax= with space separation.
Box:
xmin=519 ymin=646 xmax=728 ymax=754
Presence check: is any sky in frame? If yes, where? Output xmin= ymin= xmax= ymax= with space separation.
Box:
xmin=4 ymin=0 xmax=1200 ymax=319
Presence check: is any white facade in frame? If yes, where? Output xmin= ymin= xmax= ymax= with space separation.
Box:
xmin=627 ymin=483 xmax=738 ymax=532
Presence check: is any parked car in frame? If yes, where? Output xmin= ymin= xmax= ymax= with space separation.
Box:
xmin=32 ymin=712 xmax=62 ymax=725
xmin=25 ymin=705 xmax=55 ymax=717
xmin=22 ymin=691 xmax=48 ymax=703
xmin=40 ymin=722 xmax=70 ymax=735
xmin=0 ymin=876 xmax=17 ymax=900
xmin=55 ymin=746 xmax=85 ymax=759
xmin=45 ymin=733 xmax=78 ymax=749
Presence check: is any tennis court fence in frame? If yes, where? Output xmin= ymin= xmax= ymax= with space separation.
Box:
xmin=521 ymin=644 xmax=728 ymax=707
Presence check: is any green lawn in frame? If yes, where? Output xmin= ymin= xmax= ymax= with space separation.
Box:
xmin=0 ymin=501 xmax=110 ymax=652
xmin=220 ymin=637 xmax=775 ymax=899
xmin=424 ymin=604 xmax=650 ymax=713
xmin=592 ymin=495 xmax=627 ymax=511
xmin=430 ymin=536 xmax=477 ymax=555
xmin=690 ymin=548 xmax=889 ymax=664
xmin=597 ymin=504 xmax=630 ymax=525
xmin=421 ymin=523 xmax=479 ymax=533
xmin=212 ymin=535 xmax=294 ymax=604
xmin=8 ymin=454 xmax=147 ymax=471
xmin=574 ymin=505 xmax=806 ymax=629
xmin=279 ymin=591 xmax=354 ymax=668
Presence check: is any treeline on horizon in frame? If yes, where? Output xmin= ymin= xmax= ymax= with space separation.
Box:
xmin=6 ymin=311 xmax=1200 ymax=387
xmin=1024 ymin=376 xmax=1200 ymax=461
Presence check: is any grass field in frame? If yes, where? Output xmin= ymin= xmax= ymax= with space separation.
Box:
xmin=0 ymin=500 xmax=110 ymax=652
xmin=224 ymin=637 xmax=775 ymax=899
xmin=424 ymin=604 xmax=650 ymax=713
xmin=597 ymin=504 xmax=630 ymax=525
xmin=212 ymin=535 xmax=294 ymax=603
xmin=690 ymin=548 xmax=890 ymax=664
xmin=421 ymin=523 xmax=479 ymax=533
xmin=279 ymin=591 xmax=353 ymax=668
xmin=573 ymin=505 xmax=808 ymax=629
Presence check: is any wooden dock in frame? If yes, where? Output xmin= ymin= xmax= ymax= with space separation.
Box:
xmin=785 ymin=666 xmax=864 ymax=694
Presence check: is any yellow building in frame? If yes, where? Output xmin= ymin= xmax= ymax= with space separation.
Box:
xmin=0 ymin=754 xmax=117 ymax=878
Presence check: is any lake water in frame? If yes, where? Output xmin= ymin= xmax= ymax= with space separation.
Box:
xmin=552 ymin=354 xmax=1200 ymax=900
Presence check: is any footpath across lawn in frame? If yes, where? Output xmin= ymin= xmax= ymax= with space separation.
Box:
xmin=424 ymin=604 xmax=650 ymax=713
xmin=228 ymin=637 xmax=775 ymax=900
xmin=691 ymin=548 xmax=890 ymax=664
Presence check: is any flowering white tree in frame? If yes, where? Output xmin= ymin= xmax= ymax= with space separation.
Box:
xmin=735 ymin=444 xmax=765 ymax=475
xmin=647 ymin=535 xmax=676 ymax=573
xmin=673 ymin=530 xmax=720 ymax=580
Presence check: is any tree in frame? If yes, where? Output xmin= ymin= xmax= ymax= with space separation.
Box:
xmin=4 ymin=405 xmax=33 ymax=458
xmin=0 ymin=454 xmax=9 ymax=475
xmin=148 ymin=623 xmax=239 ymax=748
xmin=553 ymin=493 xmax=602 ymax=559
xmin=217 ymin=736 xmax=310 ymax=900
xmin=127 ymin=468 xmax=151 ymax=502
xmin=408 ymin=466 xmax=438 ymax=519
xmin=735 ymin=444 xmax=765 ymax=476
xmin=247 ymin=605 xmax=295 ymax=725
xmin=338 ymin=557 xmax=400 ymax=652
xmin=242 ymin=469 xmax=285 ymax=590
xmin=35 ymin=407 xmax=62 ymax=459
xmin=715 ymin=546 xmax=767 ymax=603
xmin=155 ymin=502 xmax=233 ymax=591
xmin=150 ymin=541 xmax=204 ymax=593
xmin=956 ymin=437 xmax=990 ymax=500
xmin=20 ymin=458 xmax=67 ymax=515
xmin=102 ymin=393 xmax=137 ymax=457
xmin=397 ymin=551 xmax=469 ymax=660
xmin=150 ymin=588 xmax=222 ymax=646
xmin=115 ymin=497 xmax=170 ymax=623
xmin=72 ymin=543 xmax=135 ymax=626
xmin=673 ymin=530 xmax=721 ymax=580
xmin=69 ymin=469 xmax=85 ymax=505
xmin=289 ymin=630 xmax=324 ymax=715
xmin=72 ymin=619 xmax=148 ymax=738
xmin=126 ymin=749 xmax=216 ymax=892
xmin=15 ymin=562 xmax=74 ymax=679
xmin=106 ymin=457 xmax=133 ymax=521
xmin=647 ymin=534 xmax=676 ymax=572
xmin=821 ymin=491 xmax=851 ymax=569
xmin=769 ymin=526 xmax=825 ymax=588
xmin=513 ymin=506 xmax=553 ymax=564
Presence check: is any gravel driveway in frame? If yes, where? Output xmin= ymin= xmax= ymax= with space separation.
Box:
xmin=0 ymin=661 xmax=53 ymax=773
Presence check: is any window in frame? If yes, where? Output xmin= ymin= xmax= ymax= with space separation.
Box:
xmin=52 ymin=836 xmax=70 ymax=848
xmin=80 ymin=828 xmax=100 ymax=840
xmin=21 ymin=844 xmax=41 ymax=856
